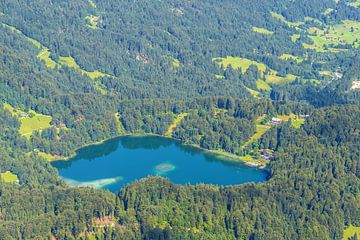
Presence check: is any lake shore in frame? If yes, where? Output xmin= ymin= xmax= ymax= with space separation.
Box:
xmin=49 ymin=133 xmax=268 ymax=168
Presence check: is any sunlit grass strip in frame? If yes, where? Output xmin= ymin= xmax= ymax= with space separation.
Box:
xmin=165 ymin=113 xmax=188 ymax=137
xmin=0 ymin=171 xmax=19 ymax=183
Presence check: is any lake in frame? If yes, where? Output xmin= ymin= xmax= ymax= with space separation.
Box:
xmin=52 ymin=136 xmax=268 ymax=192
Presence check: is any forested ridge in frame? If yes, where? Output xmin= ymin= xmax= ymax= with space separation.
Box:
xmin=0 ymin=0 xmax=360 ymax=239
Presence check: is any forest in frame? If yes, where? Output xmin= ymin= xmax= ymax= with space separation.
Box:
xmin=0 ymin=0 xmax=359 ymax=239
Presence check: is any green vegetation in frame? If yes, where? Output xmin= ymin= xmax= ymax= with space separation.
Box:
xmin=213 ymin=56 xmax=268 ymax=75
xmin=215 ymin=74 xmax=225 ymax=79
xmin=3 ymin=103 xmax=52 ymax=137
xmin=279 ymin=54 xmax=303 ymax=63
xmin=172 ymin=58 xmax=181 ymax=68
xmin=114 ymin=113 xmax=126 ymax=134
xmin=256 ymin=79 xmax=271 ymax=91
xmin=240 ymin=115 xmax=271 ymax=150
xmin=348 ymin=0 xmax=360 ymax=7
xmin=252 ymin=27 xmax=274 ymax=35
xmin=343 ymin=225 xmax=360 ymax=240
xmin=324 ymin=8 xmax=335 ymax=15
xmin=0 ymin=171 xmax=19 ymax=183
xmin=265 ymin=74 xmax=297 ymax=84
xmin=271 ymin=12 xmax=304 ymax=27
xmin=165 ymin=113 xmax=188 ymax=137
xmin=88 ymin=0 xmax=97 ymax=8
xmin=291 ymin=34 xmax=301 ymax=42
xmin=37 ymin=48 xmax=57 ymax=69
xmin=304 ymin=20 xmax=360 ymax=52
xmin=86 ymin=15 xmax=100 ymax=29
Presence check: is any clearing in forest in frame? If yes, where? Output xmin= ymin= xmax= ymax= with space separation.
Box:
xmin=213 ymin=56 xmax=298 ymax=85
xmin=3 ymin=103 xmax=52 ymax=138
xmin=0 ymin=171 xmax=19 ymax=183
xmin=343 ymin=225 xmax=360 ymax=240
xmin=240 ymin=115 xmax=271 ymax=150
xmin=303 ymin=20 xmax=360 ymax=52
xmin=1 ymin=23 xmax=110 ymax=94
xmin=165 ymin=113 xmax=188 ymax=137
xmin=279 ymin=54 xmax=303 ymax=63
xmin=114 ymin=113 xmax=126 ymax=134
xmin=271 ymin=12 xmax=304 ymax=28
xmin=347 ymin=0 xmax=360 ymax=7
xmin=86 ymin=15 xmax=100 ymax=29
xmin=276 ymin=114 xmax=306 ymax=128
xmin=252 ymin=27 xmax=274 ymax=35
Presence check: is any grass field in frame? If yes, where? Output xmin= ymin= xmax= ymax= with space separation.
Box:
xmin=291 ymin=34 xmax=301 ymax=42
xmin=88 ymin=0 xmax=97 ymax=8
xmin=19 ymin=112 xmax=52 ymax=137
xmin=343 ymin=225 xmax=360 ymax=240
xmin=252 ymin=27 xmax=274 ymax=35
xmin=172 ymin=58 xmax=181 ymax=68
xmin=165 ymin=113 xmax=188 ymax=137
xmin=240 ymin=115 xmax=271 ymax=150
xmin=265 ymin=74 xmax=297 ymax=84
xmin=279 ymin=54 xmax=303 ymax=63
xmin=213 ymin=56 xmax=268 ymax=75
xmin=86 ymin=15 xmax=100 ymax=29
xmin=37 ymin=49 xmax=57 ymax=69
xmin=59 ymin=56 xmax=109 ymax=79
xmin=3 ymin=103 xmax=52 ymax=137
xmin=244 ymin=86 xmax=260 ymax=97
xmin=348 ymin=0 xmax=360 ymax=7
xmin=304 ymin=20 xmax=360 ymax=52
xmin=271 ymin=12 xmax=304 ymax=27
xmin=256 ymin=79 xmax=271 ymax=91
xmin=0 ymin=171 xmax=19 ymax=183
xmin=215 ymin=74 xmax=225 ymax=79
xmin=114 ymin=113 xmax=126 ymax=134
xmin=37 ymin=151 xmax=59 ymax=162
xmin=276 ymin=114 xmax=306 ymax=128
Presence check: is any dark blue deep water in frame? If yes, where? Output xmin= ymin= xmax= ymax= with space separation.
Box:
xmin=52 ymin=136 xmax=268 ymax=192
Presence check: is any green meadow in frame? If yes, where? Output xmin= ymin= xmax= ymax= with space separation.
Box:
xmin=3 ymin=103 xmax=52 ymax=137
xmin=252 ymin=27 xmax=274 ymax=35
xmin=348 ymin=0 xmax=360 ymax=7
xmin=114 ymin=113 xmax=126 ymax=134
xmin=212 ymin=56 xmax=268 ymax=75
xmin=165 ymin=113 xmax=188 ymax=137
xmin=240 ymin=115 xmax=271 ymax=150
xmin=265 ymin=74 xmax=297 ymax=84
xmin=343 ymin=225 xmax=360 ymax=240
xmin=279 ymin=54 xmax=303 ymax=63
xmin=256 ymin=79 xmax=271 ymax=91
xmin=0 ymin=171 xmax=19 ymax=183
xmin=271 ymin=12 xmax=304 ymax=27
xmin=86 ymin=15 xmax=100 ymax=29
xmin=304 ymin=20 xmax=360 ymax=52
xmin=291 ymin=34 xmax=301 ymax=42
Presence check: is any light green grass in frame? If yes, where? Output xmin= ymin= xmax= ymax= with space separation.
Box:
xmin=172 ymin=58 xmax=180 ymax=68
xmin=114 ymin=113 xmax=126 ymax=134
xmin=37 ymin=151 xmax=59 ymax=162
xmin=240 ymin=115 xmax=271 ymax=150
xmin=348 ymin=0 xmax=360 ymax=7
xmin=37 ymin=49 xmax=57 ymax=69
xmin=215 ymin=74 xmax=225 ymax=79
xmin=256 ymin=79 xmax=271 ymax=91
xmin=252 ymin=27 xmax=274 ymax=35
xmin=291 ymin=34 xmax=301 ymax=42
xmin=0 ymin=171 xmax=19 ymax=183
xmin=304 ymin=20 xmax=360 ymax=52
xmin=165 ymin=113 xmax=188 ymax=137
xmin=212 ymin=56 xmax=268 ymax=75
xmin=88 ymin=0 xmax=97 ymax=8
xmin=244 ymin=86 xmax=261 ymax=97
xmin=85 ymin=15 xmax=100 ymax=29
xmin=279 ymin=54 xmax=303 ymax=63
xmin=19 ymin=113 xmax=52 ymax=137
xmin=343 ymin=225 xmax=360 ymax=240
xmin=265 ymin=74 xmax=297 ymax=84
xmin=277 ymin=114 xmax=306 ymax=128
xmin=324 ymin=8 xmax=334 ymax=15
xmin=271 ymin=12 xmax=304 ymax=27
xmin=3 ymin=103 xmax=52 ymax=137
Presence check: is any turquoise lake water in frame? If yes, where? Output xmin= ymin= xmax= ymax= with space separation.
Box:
xmin=52 ymin=136 xmax=268 ymax=192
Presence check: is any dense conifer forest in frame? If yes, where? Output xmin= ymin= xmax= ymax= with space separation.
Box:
xmin=0 ymin=0 xmax=359 ymax=239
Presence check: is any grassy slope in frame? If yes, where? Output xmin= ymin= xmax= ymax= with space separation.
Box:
xmin=165 ymin=113 xmax=188 ymax=137
xmin=4 ymin=103 xmax=52 ymax=137
xmin=0 ymin=171 xmax=19 ymax=183
xmin=343 ymin=225 xmax=360 ymax=240
xmin=252 ymin=27 xmax=274 ymax=35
